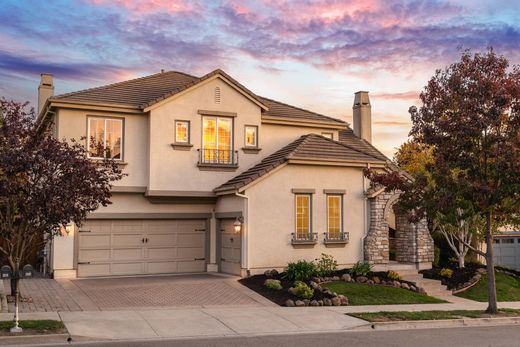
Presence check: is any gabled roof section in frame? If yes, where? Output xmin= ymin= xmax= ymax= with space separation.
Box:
xmin=52 ymin=71 xmax=198 ymax=108
xmin=215 ymin=134 xmax=386 ymax=194
xmin=339 ymin=128 xmax=390 ymax=161
xmin=259 ymin=96 xmax=346 ymax=126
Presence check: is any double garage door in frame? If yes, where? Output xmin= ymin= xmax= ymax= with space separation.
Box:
xmin=77 ymin=219 xmax=207 ymax=277
xmin=493 ymin=236 xmax=520 ymax=270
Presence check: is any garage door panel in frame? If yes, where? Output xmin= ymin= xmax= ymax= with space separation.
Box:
xmin=79 ymin=249 xmax=110 ymax=262
xmin=79 ymin=234 xmax=111 ymax=248
xmin=112 ymin=234 xmax=144 ymax=247
xmin=147 ymin=261 xmax=178 ymax=274
xmin=178 ymin=247 xmax=204 ymax=259
xmin=78 ymin=219 xmax=207 ymax=277
xmin=147 ymin=233 xmax=176 ymax=246
xmin=147 ymin=247 xmax=176 ymax=260
xmin=178 ymin=260 xmax=205 ymax=273
xmin=178 ymin=233 xmax=205 ymax=247
xmin=112 ymin=248 xmax=143 ymax=261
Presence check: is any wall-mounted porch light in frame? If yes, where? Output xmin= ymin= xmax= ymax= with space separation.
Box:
xmin=233 ymin=217 xmax=244 ymax=234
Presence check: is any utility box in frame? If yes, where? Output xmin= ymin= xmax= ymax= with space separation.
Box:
xmin=22 ymin=264 xmax=34 ymax=278
xmin=0 ymin=265 xmax=12 ymax=279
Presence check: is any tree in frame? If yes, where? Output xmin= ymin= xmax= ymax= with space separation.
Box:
xmin=394 ymin=141 xmax=480 ymax=268
xmin=366 ymin=49 xmax=520 ymax=313
xmin=0 ymin=99 xmax=124 ymax=330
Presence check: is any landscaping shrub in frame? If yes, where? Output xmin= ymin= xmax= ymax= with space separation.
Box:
xmin=433 ymin=246 xmax=441 ymax=267
xmin=293 ymin=281 xmax=314 ymax=299
xmin=440 ymin=268 xmax=454 ymax=279
xmin=387 ymin=270 xmax=403 ymax=281
xmin=285 ymin=260 xmax=318 ymax=282
xmin=264 ymin=279 xmax=282 ymax=290
xmin=315 ymin=253 xmax=337 ymax=276
xmin=350 ymin=261 xmax=372 ymax=277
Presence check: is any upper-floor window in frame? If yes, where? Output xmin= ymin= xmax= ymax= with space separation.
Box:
xmin=202 ymin=116 xmax=233 ymax=164
xmin=175 ymin=120 xmax=190 ymax=144
xmin=321 ymin=132 xmax=333 ymax=140
xmin=244 ymin=125 xmax=258 ymax=148
xmin=326 ymin=194 xmax=343 ymax=239
xmin=88 ymin=117 xmax=123 ymax=160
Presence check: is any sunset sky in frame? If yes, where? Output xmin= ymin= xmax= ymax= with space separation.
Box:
xmin=1 ymin=0 xmax=519 ymax=157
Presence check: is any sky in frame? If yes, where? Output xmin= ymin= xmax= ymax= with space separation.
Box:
xmin=1 ymin=0 xmax=519 ymax=158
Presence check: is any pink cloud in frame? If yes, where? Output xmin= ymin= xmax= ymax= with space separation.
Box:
xmin=88 ymin=0 xmax=194 ymax=14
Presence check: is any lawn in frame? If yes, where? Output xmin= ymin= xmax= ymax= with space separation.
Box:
xmin=456 ymin=273 xmax=520 ymax=302
xmin=0 ymin=320 xmax=66 ymax=335
xmin=321 ymin=281 xmax=447 ymax=305
xmin=350 ymin=309 xmax=520 ymax=322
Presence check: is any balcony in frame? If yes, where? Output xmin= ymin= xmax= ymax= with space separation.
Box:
xmin=197 ymin=149 xmax=239 ymax=170
xmin=323 ymin=231 xmax=349 ymax=245
xmin=291 ymin=232 xmax=318 ymax=246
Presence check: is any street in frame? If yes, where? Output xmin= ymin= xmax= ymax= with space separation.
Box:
xmin=21 ymin=325 xmax=520 ymax=347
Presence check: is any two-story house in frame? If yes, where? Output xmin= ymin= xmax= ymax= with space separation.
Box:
xmin=36 ymin=69 xmax=433 ymax=279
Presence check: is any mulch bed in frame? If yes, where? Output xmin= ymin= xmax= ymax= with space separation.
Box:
xmin=239 ymin=269 xmax=416 ymax=306
xmin=420 ymin=263 xmax=485 ymax=290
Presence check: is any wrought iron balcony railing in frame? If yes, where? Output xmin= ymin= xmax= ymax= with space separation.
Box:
xmin=198 ymin=149 xmax=238 ymax=166
xmin=291 ymin=232 xmax=318 ymax=245
xmin=323 ymin=231 xmax=349 ymax=244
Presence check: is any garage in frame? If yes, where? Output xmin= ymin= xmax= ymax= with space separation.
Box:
xmin=493 ymin=234 xmax=520 ymax=270
xmin=77 ymin=219 xmax=208 ymax=277
xmin=219 ymin=219 xmax=242 ymax=276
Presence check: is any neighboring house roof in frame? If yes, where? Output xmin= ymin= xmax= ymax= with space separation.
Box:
xmin=47 ymin=69 xmax=346 ymax=126
xmin=215 ymin=134 xmax=386 ymax=194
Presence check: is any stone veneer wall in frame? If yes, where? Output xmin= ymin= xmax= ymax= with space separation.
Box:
xmin=364 ymin=191 xmax=434 ymax=265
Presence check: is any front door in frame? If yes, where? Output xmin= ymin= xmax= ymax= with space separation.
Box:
xmin=219 ymin=219 xmax=241 ymax=275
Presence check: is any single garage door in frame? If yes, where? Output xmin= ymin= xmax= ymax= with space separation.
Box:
xmin=77 ymin=219 xmax=207 ymax=277
xmin=493 ymin=236 xmax=520 ymax=270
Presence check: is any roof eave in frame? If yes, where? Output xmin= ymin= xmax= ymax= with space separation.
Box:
xmin=261 ymin=116 xmax=347 ymax=129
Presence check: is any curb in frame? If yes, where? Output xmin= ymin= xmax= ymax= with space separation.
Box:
xmin=0 ymin=333 xmax=71 ymax=346
xmin=351 ymin=316 xmax=520 ymax=331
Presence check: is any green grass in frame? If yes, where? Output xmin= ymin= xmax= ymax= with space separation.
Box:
xmin=350 ymin=309 xmax=520 ymax=322
xmin=456 ymin=273 xmax=520 ymax=302
xmin=321 ymin=281 xmax=447 ymax=305
xmin=0 ymin=320 xmax=65 ymax=331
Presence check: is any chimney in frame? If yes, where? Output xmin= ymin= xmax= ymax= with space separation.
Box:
xmin=352 ymin=91 xmax=372 ymax=143
xmin=38 ymin=73 xmax=54 ymax=114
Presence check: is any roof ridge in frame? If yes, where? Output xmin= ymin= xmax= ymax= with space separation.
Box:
xmin=52 ymin=70 xmax=194 ymax=101
xmin=286 ymin=134 xmax=314 ymax=159
xmin=339 ymin=129 xmax=390 ymax=161
xmin=307 ymin=133 xmax=387 ymax=162
xmin=259 ymin=96 xmax=346 ymax=125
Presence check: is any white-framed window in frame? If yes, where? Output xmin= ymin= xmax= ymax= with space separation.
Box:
xmin=327 ymin=194 xmax=343 ymax=239
xmin=295 ymin=194 xmax=312 ymax=239
xmin=321 ymin=132 xmax=333 ymax=139
xmin=202 ymin=116 xmax=233 ymax=164
xmin=175 ymin=120 xmax=190 ymax=143
xmin=88 ymin=117 xmax=123 ymax=160
xmin=244 ymin=125 xmax=258 ymax=147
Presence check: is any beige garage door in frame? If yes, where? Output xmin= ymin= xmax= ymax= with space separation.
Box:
xmin=219 ymin=219 xmax=242 ymax=276
xmin=77 ymin=219 xmax=207 ymax=277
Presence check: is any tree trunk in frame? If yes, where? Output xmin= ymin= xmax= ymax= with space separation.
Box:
xmin=485 ymin=212 xmax=498 ymax=314
xmin=458 ymin=255 xmax=465 ymax=268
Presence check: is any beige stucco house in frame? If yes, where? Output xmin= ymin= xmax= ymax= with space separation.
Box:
xmin=36 ymin=69 xmax=434 ymax=279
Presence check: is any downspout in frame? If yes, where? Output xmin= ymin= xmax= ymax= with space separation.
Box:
xmin=235 ymin=191 xmax=250 ymax=276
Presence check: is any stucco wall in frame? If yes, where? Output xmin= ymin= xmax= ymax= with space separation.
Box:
xmin=244 ymin=164 xmax=366 ymax=273
xmin=56 ymin=108 xmax=148 ymax=187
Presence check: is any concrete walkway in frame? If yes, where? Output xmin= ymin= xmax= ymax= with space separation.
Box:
xmin=2 ymin=301 xmax=520 ymax=341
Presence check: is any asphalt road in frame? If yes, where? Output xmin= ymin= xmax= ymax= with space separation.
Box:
xmin=22 ymin=325 xmax=520 ymax=347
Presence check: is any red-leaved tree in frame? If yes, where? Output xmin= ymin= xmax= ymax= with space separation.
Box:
xmin=0 ymin=99 xmax=124 ymax=325
xmin=366 ymin=49 xmax=520 ymax=313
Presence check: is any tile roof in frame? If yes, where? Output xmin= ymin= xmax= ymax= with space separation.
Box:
xmin=215 ymin=134 xmax=386 ymax=193
xmin=339 ymin=128 xmax=390 ymax=161
xmin=50 ymin=69 xmax=346 ymax=126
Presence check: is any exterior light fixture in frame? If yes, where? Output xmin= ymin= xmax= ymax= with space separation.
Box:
xmin=234 ymin=217 xmax=244 ymax=234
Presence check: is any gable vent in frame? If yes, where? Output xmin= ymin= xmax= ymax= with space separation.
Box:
xmin=215 ymin=87 xmax=221 ymax=104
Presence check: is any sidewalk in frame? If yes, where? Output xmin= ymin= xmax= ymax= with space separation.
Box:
xmin=2 ymin=301 xmax=520 ymax=341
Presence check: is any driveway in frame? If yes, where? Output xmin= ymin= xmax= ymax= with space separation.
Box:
xmin=64 ymin=274 xmax=272 ymax=311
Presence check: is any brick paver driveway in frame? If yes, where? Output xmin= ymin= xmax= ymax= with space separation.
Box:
xmin=68 ymin=274 xmax=270 ymax=310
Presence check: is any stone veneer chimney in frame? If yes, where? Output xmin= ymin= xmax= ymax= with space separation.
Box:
xmin=352 ymin=91 xmax=372 ymax=143
xmin=38 ymin=73 xmax=54 ymax=115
